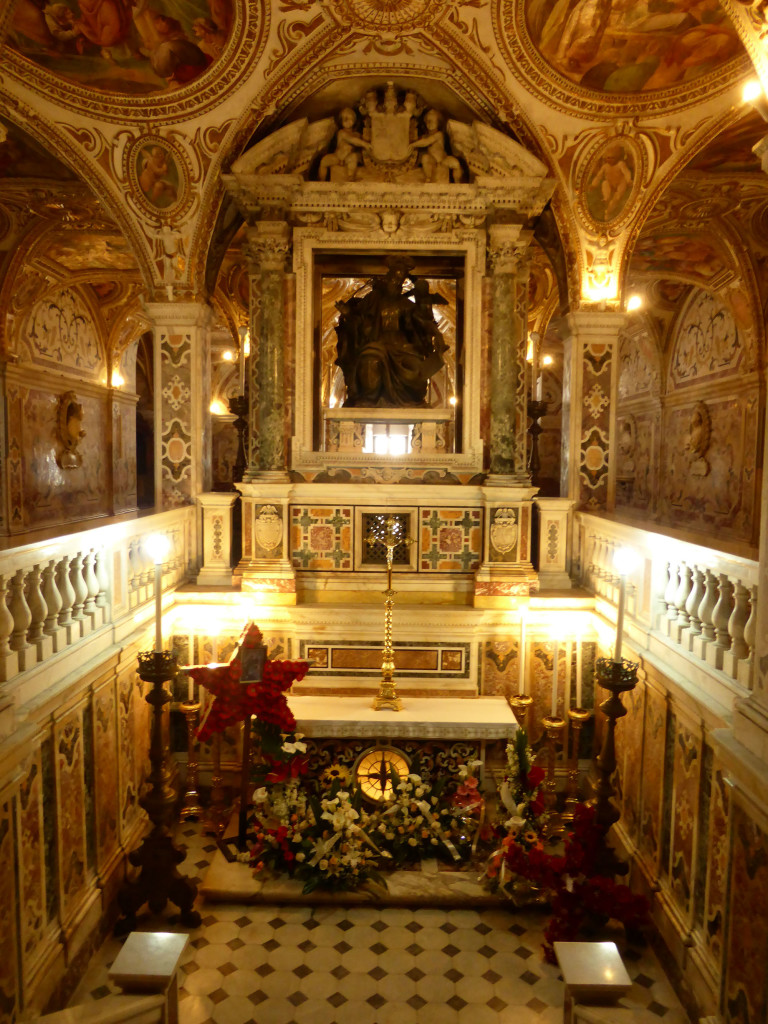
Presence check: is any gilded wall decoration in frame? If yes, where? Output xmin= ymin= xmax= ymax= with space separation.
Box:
xmin=20 ymin=288 xmax=103 ymax=377
xmin=669 ymin=290 xmax=742 ymax=386
xmin=126 ymin=136 xmax=189 ymax=216
xmin=7 ymin=0 xmax=233 ymax=94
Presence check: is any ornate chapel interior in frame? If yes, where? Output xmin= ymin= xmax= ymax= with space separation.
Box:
xmin=1 ymin=0 xmax=768 ymax=1021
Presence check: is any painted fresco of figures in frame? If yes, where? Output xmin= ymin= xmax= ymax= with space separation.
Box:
xmin=7 ymin=0 xmax=233 ymax=93
xmin=334 ymin=257 xmax=447 ymax=408
xmin=525 ymin=0 xmax=742 ymax=93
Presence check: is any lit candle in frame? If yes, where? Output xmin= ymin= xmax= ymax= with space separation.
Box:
xmin=154 ymin=562 xmax=163 ymax=653
xmin=576 ymin=641 xmax=582 ymax=707
xmin=615 ymin=573 xmax=626 ymax=662
xmin=238 ymin=329 xmax=246 ymax=394
xmin=551 ymin=640 xmax=559 ymax=717
xmin=187 ymin=672 xmax=193 ymax=702
xmin=519 ymin=614 xmax=526 ymax=694
xmin=530 ymin=332 xmax=540 ymax=401
xmin=565 ymin=640 xmax=571 ymax=707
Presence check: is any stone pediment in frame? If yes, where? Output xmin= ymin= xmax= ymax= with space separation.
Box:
xmin=226 ymin=85 xmax=554 ymax=219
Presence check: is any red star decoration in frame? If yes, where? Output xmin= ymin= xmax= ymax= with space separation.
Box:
xmin=183 ymin=623 xmax=309 ymax=743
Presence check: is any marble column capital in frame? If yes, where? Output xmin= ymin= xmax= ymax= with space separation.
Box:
xmin=141 ymin=300 xmax=214 ymax=331
xmin=487 ymin=225 xmax=533 ymax=276
xmin=559 ymin=309 xmax=628 ymax=340
xmin=245 ymin=222 xmax=292 ymax=272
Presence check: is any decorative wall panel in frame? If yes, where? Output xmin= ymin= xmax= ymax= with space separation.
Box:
xmin=640 ymin=686 xmax=667 ymax=867
xmin=702 ymin=760 xmax=729 ymax=969
xmin=0 ymin=795 xmax=19 ymax=1024
xmin=93 ymin=680 xmax=119 ymax=874
xmin=55 ymin=710 xmax=88 ymax=923
xmin=670 ymin=292 xmax=743 ymax=388
xmin=669 ymin=718 xmax=701 ymax=920
xmin=579 ymin=341 xmax=614 ymax=510
xmin=159 ymin=330 xmax=193 ymax=508
xmin=290 ymin=506 xmax=352 ymax=569
xmin=112 ymin=399 xmax=138 ymax=513
xmin=17 ymin=752 xmax=46 ymax=979
xmin=481 ymin=640 xmax=518 ymax=696
xmin=19 ymin=288 xmax=103 ymax=379
xmin=419 ymin=508 xmax=482 ymax=572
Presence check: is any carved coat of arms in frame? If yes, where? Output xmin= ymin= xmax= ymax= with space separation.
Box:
xmin=490 ymin=507 xmax=519 ymax=557
xmin=254 ymin=505 xmax=282 ymax=552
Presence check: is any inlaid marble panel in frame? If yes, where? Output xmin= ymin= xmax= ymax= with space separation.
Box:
xmin=616 ymin=679 xmax=645 ymax=846
xmin=579 ymin=341 xmax=614 ymax=511
xmin=93 ymin=681 xmax=119 ymax=872
xmin=291 ymin=506 xmax=353 ymax=570
xmin=420 ymin=508 xmax=481 ymax=572
xmin=481 ymin=640 xmax=518 ymax=696
xmin=724 ymin=803 xmax=768 ymax=1024
xmin=55 ymin=711 xmax=88 ymax=922
xmin=640 ymin=686 xmax=667 ymax=866
xmin=117 ymin=671 xmax=142 ymax=842
xmin=703 ymin=761 xmax=730 ymax=967
xmin=17 ymin=751 xmax=46 ymax=970
xmin=0 ymin=796 xmax=19 ymax=1024
xmin=669 ymin=718 xmax=700 ymax=919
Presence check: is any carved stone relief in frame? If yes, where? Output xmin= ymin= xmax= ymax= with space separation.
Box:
xmin=670 ymin=290 xmax=742 ymax=387
xmin=20 ymin=287 xmax=102 ymax=377
xmin=56 ymin=391 xmax=85 ymax=470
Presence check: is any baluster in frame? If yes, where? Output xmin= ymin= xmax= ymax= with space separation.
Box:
xmin=673 ymin=563 xmax=693 ymax=643
xmin=128 ymin=539 xmax=140 ymax=606
xmin=592 ymin=537 xmax=604 ymax=590
xmin=0 ymin=575 xmax=19 ymax=681
xmin=686 ymin=567 xmax=706 ymax=636
xmin=724 ymin=581 xmax=751 ymax=678
xmin=69 ymin=553 xmax=88 ymax=633
xmin=738 ymin=584 xmax=757 ymax=689
xmin=25 ymin=561 xmax=47 ymax=638
xmin=693 ymin=569 xmax=718 ymax=661
xmin=663 ymin=562 xmax=680 ymax=635
xmin=41 ymin=559 xmax=62 ymax=651
xmin=56 ymin=555 xmax=76 ymax=637
xmin=94 ymin=548 xmax=109 ymax=609
xmin=9 ymin=568 xmax=32 ymax=670
xmin=707 ymin=574 xmax=734 ymax=670
xmin=83 ymin=551 xmax=100 ymax=626
xmin=658 ymin=562 xmax=672 ymax=623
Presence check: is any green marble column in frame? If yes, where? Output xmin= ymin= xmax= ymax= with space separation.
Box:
xmin=487 ymin=226 xmax=531 ymax=481
xmin=243 ymin=222 xmax=291 ymax=482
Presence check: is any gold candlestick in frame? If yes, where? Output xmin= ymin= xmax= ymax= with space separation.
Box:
xmin=203 ymin=732 xmax=231 ymax=837
xmin=509 ymin=693 xmax=534 ymax=731
xmin=563 ymin=707 xmax=592 ymax=823
xmin=542 ymin=714 xmax=566 ymax=838
xmin=371 ymin=515 xmax=407 ymax=712
xmin=180 ymin=699 xmax=203 ymax=821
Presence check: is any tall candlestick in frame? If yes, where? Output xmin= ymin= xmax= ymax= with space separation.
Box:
xmin=551 ymin=640 xmax=559 ymax=717
xmin=615 ymin=574 xmax=626 ymax=662
xmin=576 ymin=641 xmax=583 ymax=707
xmin=238 ymin=334 xmax=245 ymax=394
xmin=154 ymin=563 xmax=163 ymax=653
xmin=530 ymin=332 xmax=540 ymax=400
xmin=519 ymin=614 xmax=527 ymax=694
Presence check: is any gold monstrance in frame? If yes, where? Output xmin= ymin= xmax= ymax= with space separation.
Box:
xmin=369 ymin=514 xmax=407 ymax=711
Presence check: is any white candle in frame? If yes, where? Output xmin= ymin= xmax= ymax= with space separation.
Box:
xmin=565 ymin=640 xmax=571 ymax=708
xmin=576 ymin=642 xmax=583 ymax=707
xmin=519 ymin=615 xmax=526 ymax=694
xmin=530 ymin=333 xmax=540 ymax=401
xmin=238 ymin=337 xmax=245 ymax=394
xmin=551 ymin=640 xmax=559 ymax=717
xmin=187 ymin=673 xmax=193 ymax=702
xmin=154 ymin=563 xmax=163 ymax=653
xmin=615 ymin=573 xmax=626 ymax=662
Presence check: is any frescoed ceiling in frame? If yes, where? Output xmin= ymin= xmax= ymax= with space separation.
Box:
xmin=0 ymin=0 xmax=766 ymax=359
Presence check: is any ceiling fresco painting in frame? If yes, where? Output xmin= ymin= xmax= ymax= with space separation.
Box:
xmin=7 ymin=0 xmax=233 ymax=93
xmin=631 ymin=231 xmax=728 ymax=283
xmin=44 ymin=232 xmax=139 ymax=272
xmin=526 ymin=0 xmax=744 ymax=93
xmin=0 ymin=117 xmax=76 ymax=179
xmin=686 ymin=109 xmax=768 ymax=172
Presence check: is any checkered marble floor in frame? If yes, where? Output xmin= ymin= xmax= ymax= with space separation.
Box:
xmin=70 ymin=824 xmax=692 ymax=1024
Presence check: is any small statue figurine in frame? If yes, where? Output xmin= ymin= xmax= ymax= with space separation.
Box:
xmin=410 ymin=109 xmax=464 ymax=183
xmin=318 ymin=107 xmax=371 ymax=182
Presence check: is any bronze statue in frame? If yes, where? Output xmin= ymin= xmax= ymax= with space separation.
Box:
xmin=334 ymin=255 xmax=447 ymax=407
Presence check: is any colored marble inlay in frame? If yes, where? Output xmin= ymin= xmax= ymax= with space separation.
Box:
xmin=420 ymin=508 xmax=482 ymax=572
xmin=291 ymin=506 xmax=352 ymax=570
xmin=724 ymin=804 xmax=768 ymax=1024
xmin=331 ymin=648 xmax=439 ymax=671
xmin=307 ymin=647 xmax=329 ymax=668
xmin=640 ymin=687 xmax=667 ymax=866
xmin=481 ymin=640 xmax=518 ymax=697
xmin=579 ymin=340 xmax=614 ymax=510
xmin=93 ymin=682 xmax=118 ymax=872
xmin=704 ymin=764 xmax=730 ymax=966
xmin=0 ymin=798 xmax=18 ymax=1023
xmin=670 ymin=720 xmax=700 ymax=918
xmin=56 ymin=712 xmax=87 ymax=920
xmin=17 ymin=753 xmax=45 ymax=963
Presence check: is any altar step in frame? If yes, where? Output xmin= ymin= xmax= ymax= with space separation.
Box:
xmin=200 ymin=849 xmax=511 ymax=909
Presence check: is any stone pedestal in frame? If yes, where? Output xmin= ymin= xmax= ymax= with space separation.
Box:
xmin=473 ymin=484 xmax=538 ymax=606
xmin=236 ymin=481 xmax=297 ymax=603
xmin=197 ymin=492 xmax=238 ymax=586
xmin=535 ymin=497 xmax=575 ymax=589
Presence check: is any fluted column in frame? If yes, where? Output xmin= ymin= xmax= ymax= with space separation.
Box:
xmin=142 ymin=301 xmax=213 ymax=508
xmin=560 ymin=311 xmax=626 ymax=511
xmin=487 ymin=225 xmax=531 ymax=482
xmin=243 ymin=221 xmax=292 ymax=482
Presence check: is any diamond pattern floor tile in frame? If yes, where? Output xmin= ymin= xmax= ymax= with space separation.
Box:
xmin=67 ymin=820 xmax=693 ymax=1024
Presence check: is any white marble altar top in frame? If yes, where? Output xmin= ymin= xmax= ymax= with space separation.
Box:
xmin=289 ymin=695 xmax=517 ymax=740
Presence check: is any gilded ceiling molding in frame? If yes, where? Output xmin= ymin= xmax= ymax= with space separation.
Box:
xmin=721 ymin=0 xmax=768 ymax=81
xmin=492 ymin=0 xmax=753 ymax=120
xmin=0 ymin=2 xmax=268 ymax=124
